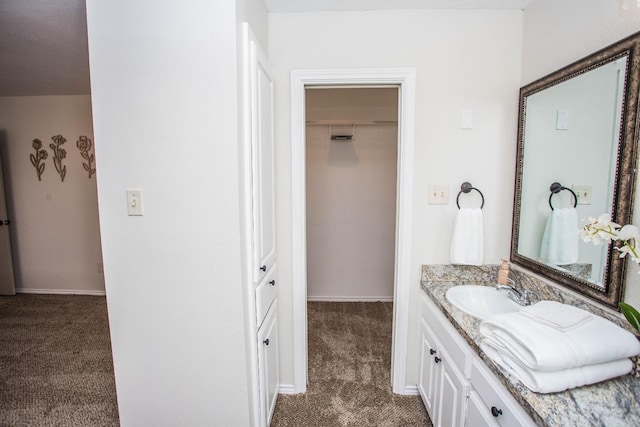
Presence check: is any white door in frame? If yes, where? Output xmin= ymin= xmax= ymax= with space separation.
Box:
xmin=435 ymin=347 xmax=468 ymax=427
xmin=0 ymin=153 xmax=16 ymax=295
xmin=249 ymin=33 xmax=276 ymax=283
xmin=418 ymin=319 xmax=440 ymax=420
xmin=257 ymin=300 xmax=279 ymax=427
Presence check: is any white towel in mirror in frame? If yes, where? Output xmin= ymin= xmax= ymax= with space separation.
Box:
xmin=539 ymin=207 xmax=579 ymax=265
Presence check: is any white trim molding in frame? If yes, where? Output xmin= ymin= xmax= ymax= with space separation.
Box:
xmin=291 ymin=68 xmax=416 ymax=394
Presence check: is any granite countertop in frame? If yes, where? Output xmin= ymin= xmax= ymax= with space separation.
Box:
xmin=421 ymin=264 xmax=640 ymax=427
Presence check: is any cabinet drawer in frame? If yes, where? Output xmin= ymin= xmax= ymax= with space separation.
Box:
xmin=256 ymin=266 xmax=277 ymax=327
xmin=421 ymin=295 xmax=471 ymax=376
xmin=470 ymin=357 xmax=536 ymax=427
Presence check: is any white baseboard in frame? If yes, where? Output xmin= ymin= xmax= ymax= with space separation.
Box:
xmin=16 ymin=288 xmax=106 ymax=296
xmin=278 ymin=384 xmax=298 ymax=394
xmin=400 ymin=385 xmax=420 ymax=395
xmin=307 ymin=296 xmax=394 ymax=302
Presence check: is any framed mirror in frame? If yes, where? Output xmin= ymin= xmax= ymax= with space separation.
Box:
xmin=511 ymin=31 xmax=640 ymax=310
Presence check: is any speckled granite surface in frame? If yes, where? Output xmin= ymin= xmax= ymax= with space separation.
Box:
xmin=421 ymin=264 xmax=640 ymax=427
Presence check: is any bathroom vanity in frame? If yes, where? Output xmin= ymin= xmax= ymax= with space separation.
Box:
xmin=419 ymin=264 xmax=640 ymax=427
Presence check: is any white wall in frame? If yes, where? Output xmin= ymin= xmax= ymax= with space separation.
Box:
xmin=521 ymin=1 xmax=640 ymax=307
xmin=0 ymin=95 xmax=104 ymax=294
xmin=522 ymin=0 xmax=640 ymax=84
xmin=86 ymin=0 xmax=258 ymax=424
xmin=270 ymin=10 xmax=523 ymax=388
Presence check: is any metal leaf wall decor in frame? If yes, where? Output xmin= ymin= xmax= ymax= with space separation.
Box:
xmin=29 ymin=134 xmax=97 ymax=182
xmin=30 ymin=139 xmax=48 ymax=181
xmin=49 ymin=135 xmax=67 ymax=182
xmin=76 ymin=136 xmax=96 ymax=179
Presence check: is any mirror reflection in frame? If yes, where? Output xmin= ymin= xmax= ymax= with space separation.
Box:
xmin=511 ymin=31 xmax=640 ymax=309
xmin=517 ymin=57 xmax=628 ymax=288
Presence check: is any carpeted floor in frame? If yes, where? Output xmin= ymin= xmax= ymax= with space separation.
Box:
xmin=0 ymin=294 xmax=119 ymax=426
xmin=271 ymin=302 xmax=431 ymax=427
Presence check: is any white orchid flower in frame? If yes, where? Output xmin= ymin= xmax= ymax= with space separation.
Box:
xmin=580 ymin=214 xmax=621 ymax=244
xmin=583 ymin=214 xmax=640 ymax=270
xmin=618 ymin=224 xmax=639 ymax=241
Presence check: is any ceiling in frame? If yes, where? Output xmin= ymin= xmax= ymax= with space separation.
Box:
xmin=0 ymin=0 xmax=534 ymax=97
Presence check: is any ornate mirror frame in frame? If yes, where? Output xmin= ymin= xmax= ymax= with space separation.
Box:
xmin=511 ymin=31 xmax=640 ymax=310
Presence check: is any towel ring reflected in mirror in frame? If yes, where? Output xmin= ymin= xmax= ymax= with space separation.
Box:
xmin=548 ymin=182 xmax=578 ymax=210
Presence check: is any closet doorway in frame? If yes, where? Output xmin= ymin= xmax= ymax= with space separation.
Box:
xmin=291 ymin=69 xmax=416 ymax=394
xmin=305 ymin=87 xmax=398 ymax=301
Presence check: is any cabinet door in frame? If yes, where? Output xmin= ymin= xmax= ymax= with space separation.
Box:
xmin=257 ymin=300 xmax=279 ymax=426
xmin=248 ymin=36 xmax=276 ymax=283
xmin=418 ymin=319 xmax=440 ymax=421
xmin=435 ymin=345 xmax=468 ymax=427
xmin=466 ymin=390 xmax=499 ymax=427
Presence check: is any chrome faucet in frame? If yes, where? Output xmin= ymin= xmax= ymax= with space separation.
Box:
xmin=496 ymin=279 xmax=535 ymax=306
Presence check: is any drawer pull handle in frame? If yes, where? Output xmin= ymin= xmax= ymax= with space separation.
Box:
xmin=269 ymin=280 xmax=276 ymax=286
xmin=491 ymin=406 xmax=503 ymax=417
xmin=429 ymin=349 xmax=436 ymax=355
xmin=260 ymin=265 xmax=267 ymax=272
xmin=263 ymin=338 xmax=270 ymax=346
xmin=434 ymin=357 xmax=441 ymax=364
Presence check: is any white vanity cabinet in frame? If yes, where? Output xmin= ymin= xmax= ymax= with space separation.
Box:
xmin=419 ymin=318 xmax=467 ymax=426
xmin=419 ymin=293 xmax=536 ymax=427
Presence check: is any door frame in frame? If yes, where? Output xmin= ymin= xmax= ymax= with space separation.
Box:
xmin=291 ymin=68 xmax=416 ymax=394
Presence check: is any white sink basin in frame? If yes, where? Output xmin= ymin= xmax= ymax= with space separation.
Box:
xmin=445 ymin=285 xmax=522 ymax=320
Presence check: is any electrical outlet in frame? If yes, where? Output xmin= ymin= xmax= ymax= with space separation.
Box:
xmin=572 ymin=185 xmax=592 ymax=205
xmin=428 ymin=185 xmax=449 ymax=205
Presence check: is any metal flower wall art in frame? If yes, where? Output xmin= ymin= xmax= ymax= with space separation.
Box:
xmin=30 ymin=139 xmax=48 ymax=181
xmin=29 ymin=134 xmax=97 ymax=182
xmin=49 ymin=135 xmax=67 ymax=182
xmin=77 ymin=136 xmax=96 ymax=179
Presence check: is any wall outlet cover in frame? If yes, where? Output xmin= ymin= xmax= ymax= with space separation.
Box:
xmin=428 ymin=185 xmax=449 ymax=205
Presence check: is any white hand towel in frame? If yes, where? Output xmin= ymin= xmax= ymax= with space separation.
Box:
xmin=481 ymin=339 xmax=632 ymax=393
xmin=539 ymin=207 xmax=579 ymax=265
xmin=450 ymin=208 xmax=483 ymax=265
xmin=519 ymin=300 xmax=593 ymax=331
xmin=480 ymin=304 xmax=640 ymax=371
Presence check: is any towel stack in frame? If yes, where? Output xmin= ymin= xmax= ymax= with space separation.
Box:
xmin=480 ymin=301 xmax=640 ymax=393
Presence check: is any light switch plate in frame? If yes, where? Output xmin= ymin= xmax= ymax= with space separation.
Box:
xmin=429 ymin=185 xmax=449 ymax=205
xmin=572 ymin=185 xmax=592 ymax=205
xmin=127 ymin=189 xmax=143 ymax=216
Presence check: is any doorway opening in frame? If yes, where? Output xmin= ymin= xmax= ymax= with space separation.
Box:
xmin=305 ymin=87 xmax=398 ymax=302
xmin=291 ymin=69 xmax=416 ymax=394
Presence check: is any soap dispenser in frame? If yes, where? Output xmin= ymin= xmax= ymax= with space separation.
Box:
xmin=497 ymin=258 xmax=510 ymax=285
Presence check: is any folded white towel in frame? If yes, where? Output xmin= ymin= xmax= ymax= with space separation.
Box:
xmin=450 ymin=208 xmax=483 ymax=265
xmin=539 ymin=207 xmax=579 ymax=265
xmin=480 ymin=304 xmax=640 ymax=371
xmin=519 ymin=300 xmax=592 ymax=331
xmin=481 ymin=339 xmax=632 ymax=393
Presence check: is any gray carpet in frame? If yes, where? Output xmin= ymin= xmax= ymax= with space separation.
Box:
xmin=271 ymin=302 xmax=431 ymax=426
xmin=0 ymin=294 xmax=119 ymax=426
